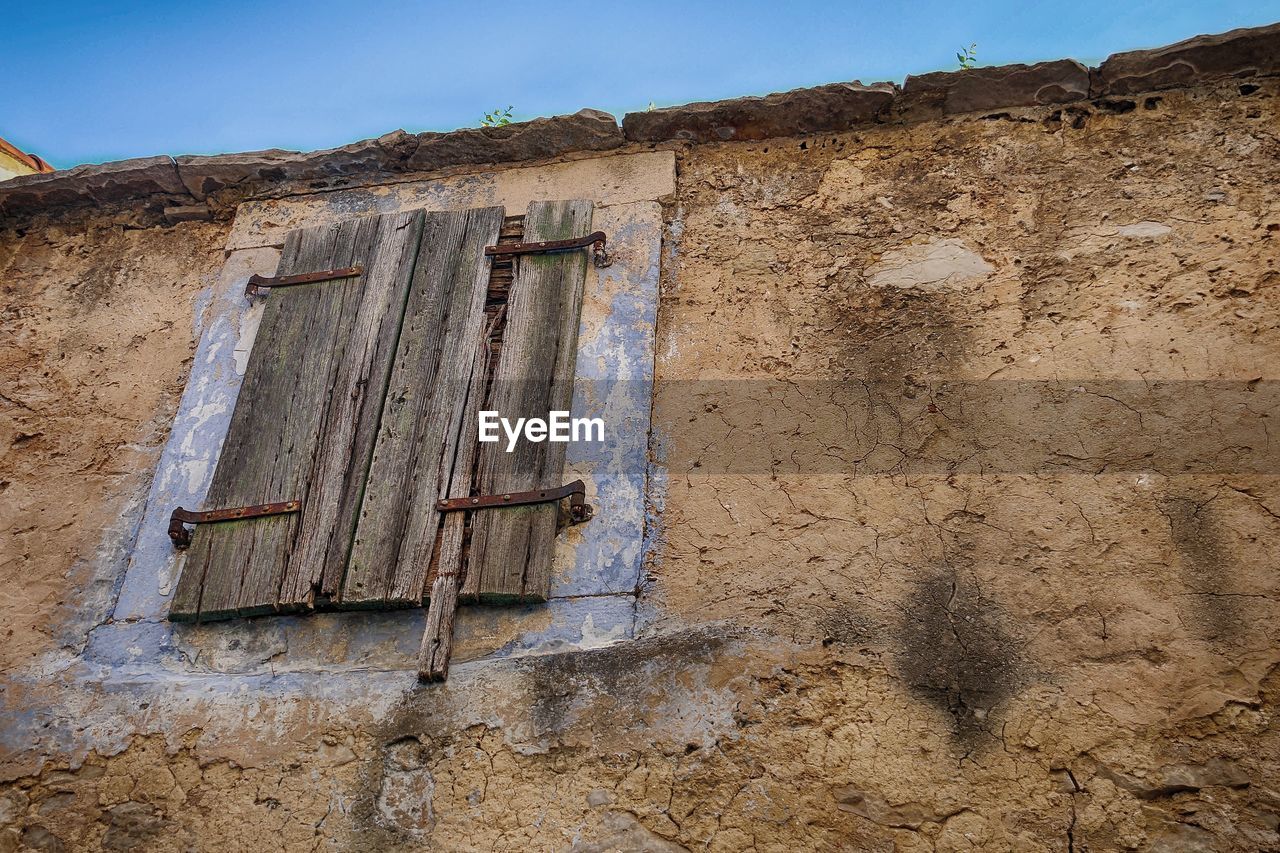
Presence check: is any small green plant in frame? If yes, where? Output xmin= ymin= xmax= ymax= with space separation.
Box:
xmin=957 ymin=43 xmax=978 ymax=69
xmin=481 ymin=106 xmax=514 ymax=127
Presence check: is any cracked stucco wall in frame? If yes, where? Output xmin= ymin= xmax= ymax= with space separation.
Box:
xmin=2 ymin=79 xmax=1279 ymax=851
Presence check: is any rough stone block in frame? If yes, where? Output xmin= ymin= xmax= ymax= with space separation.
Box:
xmin=900 ymin=59 xmax=1090 ymax=117
xmin=0 ymin=156 xmax=187 ymax=219
xmin=174 ymin=149 xmax=299 ymax=200
xmin=405 ymin=109 xmax=623 ymax=172
xmin=622 ymin=82 xmax=894 ymax=143
xmin=1095 ymin=22 xmax=1280 ymax=95
xmin=176 ymin=113 xmax=620 ymax=201
xmin=174 ymin=129 xmax=418 ymax=200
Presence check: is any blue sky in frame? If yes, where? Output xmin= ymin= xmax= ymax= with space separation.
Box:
xmin=3 ymin=1 xmax=1277 ymax=169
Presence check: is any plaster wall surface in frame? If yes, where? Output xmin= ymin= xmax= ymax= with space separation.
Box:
xmin=1 ymin=81 xmax=1279 ymax=852
xmin=0 ymin=217 xmax=231 ymax=673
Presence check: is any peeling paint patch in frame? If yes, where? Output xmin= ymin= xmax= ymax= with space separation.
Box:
xmin=232 ymin=301 xmax=265 ymax=376
xmin=557 ymin=202 xmax=663 ymax=600
xmin=111 ymin=248 xmax=281 ymax=621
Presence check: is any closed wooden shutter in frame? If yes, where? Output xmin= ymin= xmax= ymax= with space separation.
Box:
xmin=169 ymin=200 xmax=594 ymax=623
xmin=342 ymin=207 xmax=502 ymax=607
xmin=170 ymin=210 xmax=427 ymax=620
xmin=461 ymin=200 xmax=593 ymax=603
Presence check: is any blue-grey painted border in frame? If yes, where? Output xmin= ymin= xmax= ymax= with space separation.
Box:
xmin=99 ymin=201 xmax=662 ymax=677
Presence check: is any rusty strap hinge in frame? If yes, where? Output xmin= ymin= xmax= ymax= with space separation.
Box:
xmin=168 ymin=500 xmax=301 ymax=549
xmin=485 ymin=231 xmax=611 ymax=268
xmin=245 ymin=265 xmax=364 ymax=298
xmin=435 ymin=479 xmax=593 ymax=525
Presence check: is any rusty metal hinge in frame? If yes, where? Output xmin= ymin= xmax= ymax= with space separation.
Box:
xmin=245 ymin=265 xmax=364 ymax=298
xmin=435 ymin=479 xmax=593 ymax=525
xmin=484 ymin=231 xmax=611 ymax=268
xmin=168 ymin=500 xmax=301 ymax=549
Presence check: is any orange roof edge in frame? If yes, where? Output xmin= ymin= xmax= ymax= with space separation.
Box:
xmin=0 ymin=135 xmax=56 ymax=174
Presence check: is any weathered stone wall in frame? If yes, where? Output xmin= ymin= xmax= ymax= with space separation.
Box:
xmin=2 ymin=27 xmax=1279 ymax=852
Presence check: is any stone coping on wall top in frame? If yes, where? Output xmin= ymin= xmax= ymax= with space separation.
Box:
xmin=1 ymin=21 xmax=1276 ymax=225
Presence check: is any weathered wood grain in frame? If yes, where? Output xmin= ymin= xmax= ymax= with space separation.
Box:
xmin=463 ymin=199 xmax=593 ymax=602
xmin=343 ymin=207 xmax=502 ymax=606
xmin=280 ymin=210 xmax=427 ymax=607
xmin=417 ymin=315 xmax=500 ymax=680
xmin=169 ymin=229 xmax=307 ymax=621
xmin=170 ymin=216 xmax=363 ymax=617
xmin=185 ymin=221 xmax=347 ymax=619
xmin=170 ymin=211 xmax=422 ymax=621
xmin=169 ymin=201 xmax=585 ymax=624
xmin=251 ymin=216 xmax=364 ymax=611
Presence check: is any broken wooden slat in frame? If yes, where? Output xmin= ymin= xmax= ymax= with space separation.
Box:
xmin=419 ymin=219 xmax=523 ymax=679
xmin=343 ymin=207 xmax=503 ymax=606
xmin=462 ymin=199 xmax=593 ymax=602
xmin=418 ymin=313 xmax=501 ymax=680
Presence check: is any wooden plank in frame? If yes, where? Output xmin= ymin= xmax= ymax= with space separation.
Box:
xmin=169 ymin=211 xmax=422 ymax=621
xmin=343 ymin=206 xmax=503 ymax=606
xmin=279 ymin=210 xmax=427 ymax=607
xmin=238 ymin=214 xmax=379 ymax=615
xmin=418 ymin=216 xmax=524 ymax=669
xmin=462 ymin=199 xmax=593 ymax=602
xmin=175 ymin=220 xmax=361 ymax=620
xmin=172 ymin=217 xmax=355 ymax=617
xmin=169 ymin=229 xmax=307 ymax=621
xmin=418 ymin=314 xmax=501 ymax=680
